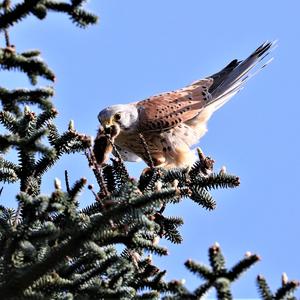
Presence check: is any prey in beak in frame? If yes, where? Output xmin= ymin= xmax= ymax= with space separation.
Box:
xmin=93 ymin=123 xmax=121 ymax=165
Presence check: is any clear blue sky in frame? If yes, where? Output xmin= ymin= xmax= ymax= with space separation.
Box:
xmin=1 ymin=0 xmax=300 ymax=298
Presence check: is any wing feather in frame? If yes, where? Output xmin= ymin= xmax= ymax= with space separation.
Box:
xmin=136 ymin=78 xmax=213 ymax=132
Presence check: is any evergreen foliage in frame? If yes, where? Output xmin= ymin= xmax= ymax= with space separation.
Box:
xmin=0 ymin=1 xmax=298 ymax=299
xmin=256 ymin=274 xmax=299 ymax=300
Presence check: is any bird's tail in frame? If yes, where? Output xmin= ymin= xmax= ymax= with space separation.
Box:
xmin=206 ymin=40 xmax=277 ymax=111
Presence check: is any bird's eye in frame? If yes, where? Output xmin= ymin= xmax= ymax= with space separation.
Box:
xmin=114 ymin=113 xmax=121 ymax=121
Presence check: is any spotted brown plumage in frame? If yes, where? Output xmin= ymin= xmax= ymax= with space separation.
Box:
xmin=95 ymin=41 xmax=276 ymax=168
xmin=137 ymin=79 xmax=213 ymax=132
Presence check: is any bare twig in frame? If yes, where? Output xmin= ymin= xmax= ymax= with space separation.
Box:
xmin=64 ymin=170 xmax=71 ymax=195
xmin=138 ymin=132 xmax=155 ymax=169
xmin=158 ymin=203 xmax=166 ymax=214
xmin=87 ymin=184 xmax=103 ymax=206
xmin=3 ymin=0 xmax=11 ymax=47
xmin=85 ymin=148 xmax=109 ymax=197
xmin=4 ymin=29 xmax=10 ymax=47
xmin=105 ymin=134 xmax=124 ymax=163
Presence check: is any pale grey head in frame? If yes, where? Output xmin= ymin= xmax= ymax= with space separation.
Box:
xmin=98 ymin=104 xmax=139 ymax=131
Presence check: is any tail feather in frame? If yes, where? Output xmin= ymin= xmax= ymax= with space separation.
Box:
xmin=206 ymin=41 xmax=277 ymax=110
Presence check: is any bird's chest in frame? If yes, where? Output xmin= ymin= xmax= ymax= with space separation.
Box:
xmin=115 ymin=130 xmax=140 ymax=150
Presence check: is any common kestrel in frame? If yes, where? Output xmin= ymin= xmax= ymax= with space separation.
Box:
xmin=95 ymin=41 xmax=276 ymax=168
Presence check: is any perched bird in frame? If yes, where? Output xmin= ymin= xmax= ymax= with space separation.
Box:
xmin=95 ymin=41 xmax=276 ymax=168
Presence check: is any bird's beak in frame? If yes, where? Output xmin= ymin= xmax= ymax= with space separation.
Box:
xmin=102 ymin=118 xmax=114 ymax=129
xmin=101 ymin=118 xmax=121 ymax=137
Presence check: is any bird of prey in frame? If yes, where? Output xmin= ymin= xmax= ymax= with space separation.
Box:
xmin=95 ymin=41 xmax=276 ymax=168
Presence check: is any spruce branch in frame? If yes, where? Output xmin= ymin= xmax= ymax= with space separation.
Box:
xmin=0 ymin=0 xmax=98 ymax=30
xmin=0 ymin=110 xmax=18 ymax=133
xmin=0 ymin=134 xmax=14 ymax=152
xmin=189 ymin=148 xmax=215 ymax=178
xmin=0 ymin=156 xmax=20 ymax=172
xmin=215 ymin=278 xmax=233 ymax=300
xmin=0 ymin=164 xmax=18 ymax=182
xmin=227 ymin=252 xmax=261 ymax=281
xmin=172 ymin=243 xmax=260 ymax=299
xmin=209 ymin=243 xmax=226 ymax=273
xmin=0 ymin=154 xmax=19 ymax=174
xmin=161 ymin=167 xmax=188 ymax=184
xmin=20 ymin=49 xmax=41 ymax=57
xmin=111 ymin=157 xmax=130 ymax=186
xmin=275 ymin=280 xmax=299 ymax=300
xmin=35 ymin=108 xmax=57 ymax=128
xmin=68 ymin=177 xmax=86 ymax=200
xmin=0 ymin=48 xmax=55 ymax=84
xmin=47 ymin=123 xmax=91 ymax=156
xmin=0 ymin=86 xmax=54 ymax=116
xmin=193 ymin=281 xmax=212 ymax=299
xmin=131 ymin=236 xmax=168 ymax=256
xmin=163 ymin=280 xmax=193 ymax=300
xmin=139 ymin=168 xmax=164 ymax=192
xmin=153 ymin=213 xmax=183 ymax=244
xmin=71 ymin=255 xmax=119 ymax=287
xmin=0 ymin=110 xmax=91 ymax=192
xmin=189 ymin=185 xmax=216 ymax=210
xmin=256 ymin=274 xmax=299 ymax=300
xmin=0 ymin=185 xmax=178 ymax=298
xmin=192 ymin=173 xmax=240 ymax=191
xmin=145 ymin=149 xmax=241 ymax=210
xmin=30 ymin=3 xmax=47 ymax=20
xmin=101 ymin=164 xmax=117 ymax=193
xmin=43 ymin=1 xmax=98 ymax=28
xmin=71 ymin=0 xmax=88 ymax=6
xmin=0 ymin=0 xmax=42 ymax=30
xmin=257 ymin=275 xmax=273 ymax=300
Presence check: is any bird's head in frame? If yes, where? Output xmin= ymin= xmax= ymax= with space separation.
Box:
xmin=98 ymin=104 xmax=138 ymax=132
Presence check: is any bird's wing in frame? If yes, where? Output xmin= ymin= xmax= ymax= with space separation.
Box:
xmin=136 ymin=78 xmax=213 ymax=132
xmin=136 ymin=41 xmax=276 ymax=134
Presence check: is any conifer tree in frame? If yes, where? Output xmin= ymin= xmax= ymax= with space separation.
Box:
xmin=0 ymin=1 xmax=298 ymax=299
